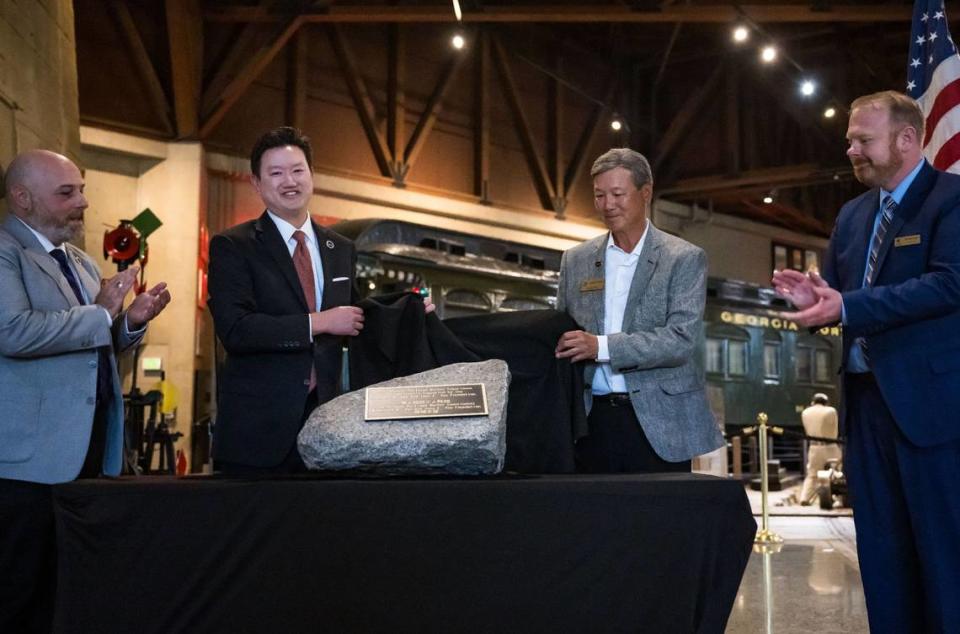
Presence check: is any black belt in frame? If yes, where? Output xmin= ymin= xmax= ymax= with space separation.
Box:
xmin=593 ymin=393 xmax=631 ymax=407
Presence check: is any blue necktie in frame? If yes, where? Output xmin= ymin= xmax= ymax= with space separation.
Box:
xmin=854 ymin=195 xmax=897 ymax=367
xmin=50 ymin=249 xmax=86 ymax=304
xmin=864 ymin=195 xmax=896 ymax=287
xmin=50 ymin=249 xmax=114 ymax=404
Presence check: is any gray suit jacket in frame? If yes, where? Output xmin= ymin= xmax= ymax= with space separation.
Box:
xmin=557 ymin=224 xmax=722 ymax=462
xmin=0 ymin=215 xmax=140 ymax=484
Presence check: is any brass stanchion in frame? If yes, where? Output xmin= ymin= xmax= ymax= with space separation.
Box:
xmin=744 ymin=412 xmax=784 ymax=546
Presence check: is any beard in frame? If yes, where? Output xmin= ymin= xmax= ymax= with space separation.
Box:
xmin=851 ymin=138 xmax=903 ymax=189
xmin=31 ymin=210 xmax=84 ymax=246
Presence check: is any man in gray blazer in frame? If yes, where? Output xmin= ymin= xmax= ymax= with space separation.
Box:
xmin=555 ymin=148 xmax=722 ymax=472
xmin=0 ymin=150 xmax=170 ymax=631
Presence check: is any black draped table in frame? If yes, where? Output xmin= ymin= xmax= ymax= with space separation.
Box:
xmin=52 ymin=474 xmax=755 ymax=634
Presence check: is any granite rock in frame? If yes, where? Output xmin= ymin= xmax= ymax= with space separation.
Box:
xmin=298 ymin=359 xmax=510 ymax=475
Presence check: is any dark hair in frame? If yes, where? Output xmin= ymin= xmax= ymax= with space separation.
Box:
xmin=250 ymin=126 xmax=313 ymax=178
xmin=850 ymin=91 xmax=926 ymax=141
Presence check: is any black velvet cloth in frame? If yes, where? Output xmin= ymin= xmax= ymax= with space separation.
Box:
xmin=349 ymin=294 xmax=587 ymax=473
xmin=52 ymin=474 xmax=755 ymax=634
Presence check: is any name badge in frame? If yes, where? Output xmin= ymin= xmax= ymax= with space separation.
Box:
xmin=579 ymin=279 xmax=604 ymax=292
xmin=894 ymin=234 xmax=921 ymax=247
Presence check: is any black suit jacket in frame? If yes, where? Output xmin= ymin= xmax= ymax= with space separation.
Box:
xmin=208 ymin=211 xmax=356 ymax=467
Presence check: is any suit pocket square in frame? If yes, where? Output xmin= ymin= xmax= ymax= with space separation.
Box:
xmin=331 ymin=277 xmax=350 ymax=282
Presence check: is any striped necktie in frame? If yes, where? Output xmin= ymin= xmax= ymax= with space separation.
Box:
xmin=856 ymin=195 xmax=897 ymax=366
xmin=864 ymin=195 xmax=896 ymax=286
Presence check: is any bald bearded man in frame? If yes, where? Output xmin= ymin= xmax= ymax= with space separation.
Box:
xmin=0 ymin=150 xmax=170 ymax=632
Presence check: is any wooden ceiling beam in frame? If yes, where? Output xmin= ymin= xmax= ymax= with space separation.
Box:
xmin=108 ymin=1 xmax=174 ymax=135
xmin=739 ymin=199 xmax=829 ymax=235
xmin=204 ymin=4 xmax=912 ymax=24
xmin=658 ymin=164 xmax=852 ymax=197
xmin=473 ymin=30 xmax=491 ymax=203
xmin=202 ymin=0 xmax=276 ymax=118
xmin=327 ymin=24 xmax=395 ymax=179
xmin=404 ymin=52 xmax=467 ymax=178
xmin=166 ymin=0 xmax=203 ymax=138
xmin=285 ymin=29 xmax=308 ymax=129
xmin=199 ymin=16 xmax=303 ymax=138
xmin=491 ymin=35 xmax=559 ymax=215
xmin=563 ymin=74 xmax=617 ymax=201
xmin=653 ymin=62 xmax=724 ymax=173
xmin=387 ymin=24 xmax=405 ymax=172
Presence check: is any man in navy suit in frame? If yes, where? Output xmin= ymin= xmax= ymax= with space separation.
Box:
xmin=773 ymin=91 xmax=960 ymax=632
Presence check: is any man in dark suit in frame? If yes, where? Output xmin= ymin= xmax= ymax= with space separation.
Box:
xmin=773 ymin=91 xmax=960 ymax=632
xmin=208 ymin=127 xmax=365 ymax=474
xmin=0 ymin=149 xmax=170 ymax=632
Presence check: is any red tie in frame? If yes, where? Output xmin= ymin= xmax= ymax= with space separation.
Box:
xmin=292 ymin=230 xmax=317 ymax=391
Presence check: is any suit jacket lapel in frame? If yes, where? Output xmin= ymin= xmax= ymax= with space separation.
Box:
xmin=66 ymin=245 xmax=101 ymax=302
xmin=622 ymin=224 xmax=661 ymax=331
xmin=255 ymin=211 xmax=310 ymax=310
xmin=872 ymin=162 xmax=936 ymax=285
xmin=847 ymin=193 xmax=877 ymax=290
xmin=3 ymin=215 xmax=84 ymax=306
xmin=314 ymin=222 xmax=338 ymax=311
xmin=587 ymin=236 xmax=606 ymax=333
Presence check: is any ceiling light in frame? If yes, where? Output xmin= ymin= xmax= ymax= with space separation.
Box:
xmin=824 ymin=106 xmax=837 ymax=119
xmin=732 ymin=26 xmax=749 ymax=43
xmin=800 ymin=80 xmax=816 ymax=97
xmin=610 ymin=119 xmax=623 ymax=131
xmin=452 ymin=0 xmax=462 ymax=22
xmin=760 ymin=46 xmax=777 ymax=63
xmin=763 ymin=195 xmax=774 ymax=204
xmin=451 ymin=33 xmax=465 ymax=50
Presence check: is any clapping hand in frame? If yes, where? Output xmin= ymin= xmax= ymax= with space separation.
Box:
xmin=126 ymin=282 xmax=172 ymax=330
xmin=95 ymin=266 xmax=141 ymax=318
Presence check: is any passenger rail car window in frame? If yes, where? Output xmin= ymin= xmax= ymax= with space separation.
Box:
xmin=796 ymin=337 xmax=833 ymax=384
xmin=763 ymin=331 xmax=782 ymax=382
xmin=705 ymin=326 xmax=749 ymax=379
xmin=443 ymin=289 xmax=491 ymax=319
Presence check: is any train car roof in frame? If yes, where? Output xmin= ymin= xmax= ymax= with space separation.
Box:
xmin=359 ymin=243 xmax=559 ymax=284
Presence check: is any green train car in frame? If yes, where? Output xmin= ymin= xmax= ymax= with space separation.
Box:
xmin=703 ymin=278 xmax=841 ymax=432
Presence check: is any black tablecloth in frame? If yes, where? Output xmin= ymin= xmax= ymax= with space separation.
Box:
xmin=52 ymin=474 xmax=755 ymax=634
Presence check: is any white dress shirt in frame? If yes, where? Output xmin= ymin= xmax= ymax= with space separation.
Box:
xmin=593 ymin=225 xmax=649 ymax=395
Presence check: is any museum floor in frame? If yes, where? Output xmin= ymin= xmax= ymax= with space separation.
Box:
xmin=725 ymin=486 xmax=869 ymax=633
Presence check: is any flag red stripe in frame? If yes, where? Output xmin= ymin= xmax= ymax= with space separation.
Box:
xmin=933 ymin=130 xmax=960 ymax=170
xmin=923 ymin=77 xmax=960 ymax=147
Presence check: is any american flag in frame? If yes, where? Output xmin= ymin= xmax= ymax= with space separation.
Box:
xmin=907 ymin=0 xmax=960 ymax=173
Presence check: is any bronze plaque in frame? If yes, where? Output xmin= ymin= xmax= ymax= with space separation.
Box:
xmin=364 ymin=384 xmax=489 ymax=421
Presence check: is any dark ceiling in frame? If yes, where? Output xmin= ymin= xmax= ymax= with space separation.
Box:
xmin=74 ymin=1 xmax=918 ymax=235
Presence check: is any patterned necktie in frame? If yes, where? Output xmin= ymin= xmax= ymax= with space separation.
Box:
xmin=864 ymin=195 xmax=896 ymax=286
xmin=856 ymin=195 xmax=897 ymax=366
xmin=292 ymin=230 xmax=317 ymax=391
xmin=50 ymin=249 xmax=113 ymax=403
xmin=292 ymin=230 xmax=317 ymax=310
